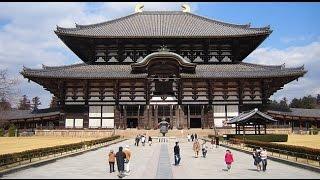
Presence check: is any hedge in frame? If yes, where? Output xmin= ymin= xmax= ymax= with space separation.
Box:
xmin=0 ymin=128 xmax=4 ymax=137
xmin=0 ymin=135 xmax=120 ymax=167
xmin=8 ymin=124 xmax=16 ymax=137
xmin=227 ymin=134 xmax=288 ymax=142
xmin=230 ymin=138 xmax=320 ymax=161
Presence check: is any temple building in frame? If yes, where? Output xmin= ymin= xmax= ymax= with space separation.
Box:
xmin=20 ymin=5 xmax=306 ymax=130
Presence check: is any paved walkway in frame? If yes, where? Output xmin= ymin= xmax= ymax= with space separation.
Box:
xmin=2 ymin=138 xmax=320 ymax=179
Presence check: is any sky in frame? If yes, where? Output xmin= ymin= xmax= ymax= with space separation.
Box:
xmin=0 ymin=2 xmax=319 ymax=108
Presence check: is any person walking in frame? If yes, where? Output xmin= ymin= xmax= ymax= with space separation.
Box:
xmin=141 ymin=135 xmax=146 ymax=146
xmin=191 ymin=134 xmax=194 ymax=142
xmin=224 ymin=150 xmax=234 ymax=171
xmin=174 ymin=141 xmax=181 ymax=165
xmin=252 ymin=148 xmax=262 ymax=171
xmin=135 ymin=135 xmax=140 ymax=146
xmin=123 ymin=145 xmax=132 ymax=174
xmin=187 ymin=134 xmax=191 ymax=142
xmin=108 ymin=149 xmax=116 ymax=173
xmin=210 ymin=138 xmax=215 ymax=149
xmin=215 ymin=136 xmax=219 ymax=148
xmin=193 ymin=139 xmax=201 ymax=158
xmin=201 ymin=140 xmax=208 ymax=158
xmin=148 ymin=136 xmax=152 ymax=146
xmin=260 ymin=148 xmax=268 ymax=172
xmin=194 ymin=133 xmax=198 ymax=140
xmin=116 ymin=146 xmax=126 ymax=178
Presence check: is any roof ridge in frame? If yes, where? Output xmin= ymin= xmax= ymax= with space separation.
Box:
xmin=57 ymin=12 xmax=139 ymax=32
xmin=185 ymin=12 xmax=270 ymax=31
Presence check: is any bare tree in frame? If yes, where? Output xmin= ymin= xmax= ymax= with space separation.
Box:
xmin=0 ymin=69 xmax=18 ymax=104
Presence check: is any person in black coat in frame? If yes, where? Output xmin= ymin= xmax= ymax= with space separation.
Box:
xmin=215 ymin=136 xmax=219 ymax=148
xmin=116 ymin=146 xmax=126 ymax=178
xmin=174 ymin=141 xmax=181 ymax=165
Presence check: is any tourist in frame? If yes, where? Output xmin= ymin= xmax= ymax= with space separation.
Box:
xmin=108 ymin=149 xmax=116 ymax=173
xmin=135 ymin=135 xmax=140 ymax=146
xmin=201 ymin=140 xmax=208 ymax=158
xmin=187 ymin=133 xmax=191 ymax=142
xmin=224 ymin=149 xmax=234 ymax=171
xmin=116 ymin=146 xmax=126 ymax=178
xmin=123 ymin=145 xmax=132 ymax=174
xmin=148 ymin=136 xmax=152 ymax=146
xmin=260 ymin=148 xmax=268 ymax=172
xmin=194 ymin=133 xmax=198 ymax=140
xmin=191 ymin=134 xmax=194 ymax=142
xmin=215 ymin=136 xmax=219 ymax=148
xmin=174 ymin=141 xmax=181 ymax=165
xmin=252 ymin=148 xmax=262 ymax=171
xmin=193 ymin=139 xmax=201 ymax=158
xmin=141 ymin=135 xmax=146 ymax=146
xmin=210 ymin=138 xmax=215 ymax=149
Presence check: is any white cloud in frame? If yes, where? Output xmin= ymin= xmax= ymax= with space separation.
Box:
xmin=246 ymin=41 xmax=320 ymax=102
xmin=0 ymin=2 xmax=199 ymax=108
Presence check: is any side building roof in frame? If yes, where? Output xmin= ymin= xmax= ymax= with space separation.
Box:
xmin=0 ymin=108 xmax=61 ymax=122
xmin=268 ymin=108 xmax=320 ymax=119
xmin=55 ymin=11 xmax=271 ymax=38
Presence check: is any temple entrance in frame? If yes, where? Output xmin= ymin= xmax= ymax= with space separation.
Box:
xmin=190 ymin=118 xmax=202 ymax=128
xmin=127 ymin=118 xmax=138 ymax=128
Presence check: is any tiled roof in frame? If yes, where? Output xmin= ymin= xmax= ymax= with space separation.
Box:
xmin=228 ymin=108 xmax=277 ymax=124
xmin=268 ymin=108 xmax=320 ymax=118
xmin=21 ymin=62 xmax=306 ymax=79
xmin=55 ymin=11 xmax=271 ymax=38
xmin=0 ymin=108 xmax=61 ymax=121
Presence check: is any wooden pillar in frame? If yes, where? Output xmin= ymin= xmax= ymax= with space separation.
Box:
xmin=123 ymin=105 xmax=127 ymax=129
xmin=24 ymin=119 xmax=27 ymax=130
xmin=201 ymin=105 xmax=204 ymax=129
xmin=238 ymin=80 xmax=243 ymax=113
xmin=187 ymin=105 xmax=190 ymax=129
xmin=258 ymin=124 xmax=261 ymax=134
xmin=155 ymin=105 xmax=158 ymax=127
xmin=243 ymin=125 xmax=245 ymax=135
xmin=264 ymin=124 xmax=267 ymax=134
xmin=254 ymin=124 xmax=257 ymax=135
xmin=170 ymin=105 xmax=173 ymax=129
xmin=138 ymin=105 xmax=141 ymax=129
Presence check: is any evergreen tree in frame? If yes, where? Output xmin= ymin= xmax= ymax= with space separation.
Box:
xmin=31 ymin=96 xmax=41 ymax=111
xmin=317 ymin=94 xmax=320 ymax=104
xmin=49 ymin=96 xmax=58 ymax=109
xmin=0 ymin=97 xmax=11 ymax=111
xmin=18 ymin=95 xmax=31 ymax=110
xmin=289 ymin=95 xmax=317 ymax=109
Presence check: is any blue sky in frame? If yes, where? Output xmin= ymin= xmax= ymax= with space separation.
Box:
xmin=0 ymin=2 xmax=319 ymax=108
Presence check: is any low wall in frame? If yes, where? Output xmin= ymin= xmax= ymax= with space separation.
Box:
xmin=35 ymin=127 xmax=292 ymax=138
xmin=35 ymin=129 xmax=114 ymax=138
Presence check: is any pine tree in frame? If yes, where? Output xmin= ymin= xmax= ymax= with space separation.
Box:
xmin=50 ymin=96 xmax=58 ymax=109
xmin=31 ymin=96 xmax=41 ymax=111
xmin=18 ymin=95 xmax=31 ymax=110
xmin=0 ymin=97 xmax=11 ymax=111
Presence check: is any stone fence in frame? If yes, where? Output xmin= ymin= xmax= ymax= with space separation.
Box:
xmin=35 ymin=127 xmax=292 ymax=138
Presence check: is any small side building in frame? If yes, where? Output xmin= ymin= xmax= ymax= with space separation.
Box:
xmin=267 ymin=108 xmax=320 ymax=132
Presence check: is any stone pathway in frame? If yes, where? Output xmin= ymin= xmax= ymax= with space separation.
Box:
xmin=2 ymin=138 xmax=320 ymax=179
xmin=156 ymin=144 xmax=173 ymax=179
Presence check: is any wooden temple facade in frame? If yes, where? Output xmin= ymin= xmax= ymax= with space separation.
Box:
xmin=20 ymin=8 xmax=306 ymax=130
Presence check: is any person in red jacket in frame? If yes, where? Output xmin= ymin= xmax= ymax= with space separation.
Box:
xmin=224 ymin=149 xmax=234 ymax=171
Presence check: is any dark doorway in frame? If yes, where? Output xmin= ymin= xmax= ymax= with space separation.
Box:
xmin=127 ymin=118 xmax=138 ymax=128
xmin=190 ymin=118 xmax=202 ymax=128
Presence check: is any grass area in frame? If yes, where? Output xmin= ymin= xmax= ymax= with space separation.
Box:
xmin=275 ymin=134 xmax=320 ymax=149
xmin=0 ymin=136 xmax=98 ymax=155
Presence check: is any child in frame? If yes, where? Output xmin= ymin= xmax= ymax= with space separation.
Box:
xmin=201 ymin=141 xmax=208 ymax=158
xmin=224 ymin=150 xmax=234 ymax=171
xmin=108 ymin=149 xmax=116 ymax=173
